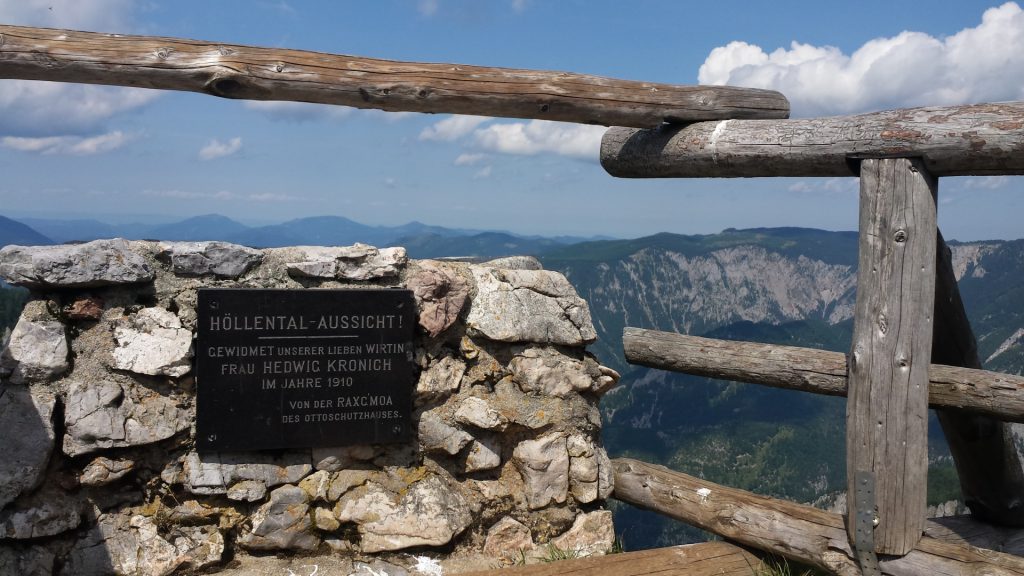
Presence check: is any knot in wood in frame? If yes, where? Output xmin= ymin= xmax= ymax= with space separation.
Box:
xmin=877 ymin=313 xmax=888 ymax=335
xmin=893 ymin=229 xmax=908 ymax=243
xmin=209 ymin=78 xmax=242 ymax=98
xmin=274 ymin=62 xmax=285 ymax=73
xmin=155 ymin=47 xmax=174 ymax=60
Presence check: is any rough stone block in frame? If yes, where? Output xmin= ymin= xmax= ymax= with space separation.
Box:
xmin=63 ymin=380 xmax=191 ymax=457
xmin=466 ymin=267 xmax=596 ymax=346
xmin=157 ymin=241 xmax=263 ymax=278
xmin=512 ymin=433 xmax=569 ymax=510
xmin=111 ymin=307 xmax=193 ymax=377
xmin=0 ymin=239 xmax=154 ymax=288
xmin=0 ymin=385 xmax=55 ymax=509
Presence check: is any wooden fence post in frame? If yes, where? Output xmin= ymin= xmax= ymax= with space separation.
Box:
xmin=847 ymin=158 xmax=937 ymax=556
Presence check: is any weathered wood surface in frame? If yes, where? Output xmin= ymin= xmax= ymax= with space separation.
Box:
xmin=600 ymin=102 xmax=1024 ymax=177
xmin=621 ymin=328 xmax=1024 ymax=423
xmin=459 ymin=542 xmax=760 ymax=576
xmin=931 ymin=231 xmax=1024 ymax=527
xmin=927 ymin=516 xmax=1024 ymax=556
xmin=0 ymin=25 xmax=789 ymax=128
xmin=613 ymin=458 xmax=1024 ymax=576
xmin=846 ymin=158 xmax=937 ymax=555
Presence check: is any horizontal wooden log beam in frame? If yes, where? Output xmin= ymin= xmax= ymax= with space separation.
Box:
xmin=459 ymin=542 xmax=760 ymax=576
xmin=622 ymin=328 xmax=1024 ymax=423
xmin=612 ymin=458 xmax=1024 ymax=576
xmin=0 ymin=25 xmax=789 ymax=128
xmin=601 ymin=102 xmax=1024 ymax=177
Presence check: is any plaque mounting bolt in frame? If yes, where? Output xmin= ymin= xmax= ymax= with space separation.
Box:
xmin=209 ymin=301 xmax=219 ymax=310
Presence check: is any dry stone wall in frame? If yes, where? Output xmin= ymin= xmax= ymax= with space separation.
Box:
xmin=0 ymin=239 xmax=620 ymax=576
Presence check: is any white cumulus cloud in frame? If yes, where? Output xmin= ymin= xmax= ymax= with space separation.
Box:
xmin=454 ymin=153 xmax=486 ymax=166
xmin=1 ymin=131 xmax=132 ymax=155
xmin=0 ymin=1 xmax=157 ymax=138
xmin=199 ymin=138 xmax=243 ymax=161
xmin=420 ymin=115 xmax=491 ymax=141
xmin=698 ymin=2 xmax=1024 ymax=116
xmin=472 ymin=120 xmax=605 ymax=160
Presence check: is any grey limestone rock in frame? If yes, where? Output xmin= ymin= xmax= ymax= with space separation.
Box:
xmin=183 ymin=451 xmax=312 ymax=495
xmin=0 ymin=485 xmax=81 ymax=539
xmin=63 ymin=380 xmax=191 ymax=457
xmin=313 ymin=505 xmax=340 ymax=531
xmin=0 ymin=238 xmax=154 ymax=289
xmin=465 ymin=437 xmax=502 ymax=473
xmin=455 ymin=396 xmax=508 ymax=431
xmin=0 ymin=302 xmax=68 ymax=384
xmin=466 ymin=267 xmax=596 ymax=346
xmin=0 ymin=385 xmax=55 ymax=509
xmin=597 ymin=446 xmax=614 ymax=500
xmin=80 ymin=457 xmax=135 ymax=487
xmin=111 ymin=307 xmax=193 ymax=377
xmin=238 ymin=485 xmax=320 ymax=551
xmin=62 ymin=512 xmax=223 ymax=576
xmin=285 ymin=244 xmax=407 ymax=280
xmin=550 ymin=510 xmax=615 ymax=558
xmin=509 ymin=347 xmax=593 ymax=398
xmin=0 ymin=544 xmax=55 ymax=576
xmin=312 ymin=444 xmax=377 ymax=472
xmin=407 ymin=261 xmax=471 ymax=337
xmin=482 ymin=255 xmax=543 ymax=270
xmin=226 ymin=480 xmax=267 ymax=502
xmin=418 ymin=410 xmax=473 ymax=455
xmin=512 ymin=433 xmax=570 ymax=510
xmin=567 ymin=434 xmax=599 ymax=503
xmin=483 ymin=516 xmax=535 ymax=560
xmin=327 ymin=469 xmax=376 ymax=501
xmin=358 ymin=475 xmax=473 ymax=553
xmin=298 ymin=470 xmax=331 ymax=502
xmin=415 ymin=355 xmax=466 ymax=404
xmin=157 ymin=241 xmax=263 ymax=278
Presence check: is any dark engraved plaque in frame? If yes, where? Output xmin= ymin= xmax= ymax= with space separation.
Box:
xmin=196 ymin=288 xmax=415 ymax=452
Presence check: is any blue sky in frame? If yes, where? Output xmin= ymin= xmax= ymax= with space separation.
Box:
xmin=1 ymin=1 xmax=1023 ymax=240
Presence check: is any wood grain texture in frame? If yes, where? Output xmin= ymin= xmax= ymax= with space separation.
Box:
xmin=622 ymin=328 xmax=1024 ymax=423
xmin=458 ymin=542 xmax=760 ymax=576
xmin=0 ymin=25 xmax=789 ymax=128
xmin=846 ymin=158 xmax=937 ymax=555
xmin=932 ymin=231 xmax=1024 ymax=527
xmin=613 ymin=458 xmax=1024 ymax=576
xmin=601 ymin=102 xmax=1024 ymax=177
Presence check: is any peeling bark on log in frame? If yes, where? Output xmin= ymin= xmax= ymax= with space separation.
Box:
xmin=932 ymin=231 xmax=1024 ymax=527
xmin=601 ymin=102 xmax=1024 ymax=177
xmin=460 ymin=542 xmax=760 ymax=576
xmin=621 ymin=328 xmax=1024 ymax=423
xmin=0 ymin=25 xmax=789 ymax=128
xmin=613 ymin=458 xmax=1024 ymax=576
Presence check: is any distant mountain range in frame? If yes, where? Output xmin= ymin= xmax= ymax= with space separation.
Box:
xmin=543 ymin=228 xmax=1024 ymax=549
xmin=1 ymin=213 xmax=608 ymax=259
xmin=3 ymin=215 xmax=1021 ymax=550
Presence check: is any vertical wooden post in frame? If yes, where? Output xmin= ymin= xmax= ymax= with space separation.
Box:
xmin=846 ymin=158 xmax=937 ymax=556
xmin=932 ymin=232 xmax=1024 ymax=526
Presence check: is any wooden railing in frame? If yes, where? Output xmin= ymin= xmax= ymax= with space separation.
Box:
xmin=3 ymin=23 xmax=1023 ymax=576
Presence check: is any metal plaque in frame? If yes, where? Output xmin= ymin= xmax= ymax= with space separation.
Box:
xmin=195 ymin=288 xmax=415 ymax=452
